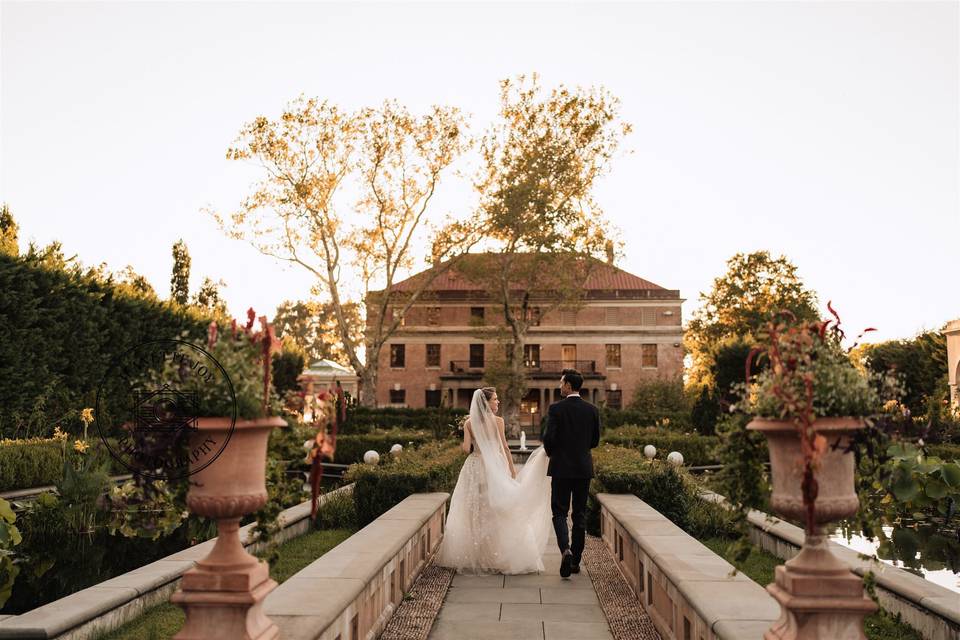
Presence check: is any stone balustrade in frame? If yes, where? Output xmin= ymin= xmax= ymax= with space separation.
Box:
xmin=262 ymin=492 xmax=448 ymax=640
xmin=597 ymin=493 xmax=779 ymax=640
xmin=698 ymin=489 xmax=960 ymax=640
xmin=0 ymin=484 xmax=354 ymax=640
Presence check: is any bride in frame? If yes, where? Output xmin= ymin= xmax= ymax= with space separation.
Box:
xmin=435 ymin=387 xmax=552 ymax=574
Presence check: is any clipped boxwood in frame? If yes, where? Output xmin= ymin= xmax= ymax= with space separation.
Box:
xmin=601 ymin=408 xmax=693 ymax=430
xmin=601 ymin=426 xmax=719 ymax=466
xmin=341 ymin=406 xmax=467 ymax=435
xmin=0 ymin=440 xmax=63 ymax=492
xmin=334 ymin=430 xmax=442 ymax=465
xmin=587 ymin=444 xmax=695 ymax=535
xmin=927 ymin=443 xmax=960 ymax=462
xmin=345 ymin=442 xmax=465 ymax=526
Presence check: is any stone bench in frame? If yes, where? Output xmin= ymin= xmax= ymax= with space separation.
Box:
xmin=597 ymin=493 xmax=779 ymax=640
xmin=0 ymin=484 xmax=354 ymax=640
xmin=262 ymin=492 xmax=448 ymax=640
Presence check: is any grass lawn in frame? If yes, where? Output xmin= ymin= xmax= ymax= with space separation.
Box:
xmin=702 ymin=537 xmax=924 ymax=640
xmin=97 ymin=528 xmax=355 ymax=640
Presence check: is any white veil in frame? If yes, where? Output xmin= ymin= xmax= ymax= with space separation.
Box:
xmin=468 ymin=389 xmax=552 ymax=572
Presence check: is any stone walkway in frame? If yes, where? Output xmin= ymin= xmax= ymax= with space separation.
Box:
xmin=428 ymin=528 xmax=616 ymax=640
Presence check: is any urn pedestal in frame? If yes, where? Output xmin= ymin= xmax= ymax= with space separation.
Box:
xmin=747 ymin=417 xmax=877 ymax=640
xmin=171 ymin=416 xmax=285 ymax=640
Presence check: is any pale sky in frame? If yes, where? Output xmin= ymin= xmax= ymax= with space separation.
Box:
xmin=2 ymin=1 xmax=958 ymax=345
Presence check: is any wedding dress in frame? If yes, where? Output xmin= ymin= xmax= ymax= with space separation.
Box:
xmin=435 ymin=390 xmax=552 ymax=574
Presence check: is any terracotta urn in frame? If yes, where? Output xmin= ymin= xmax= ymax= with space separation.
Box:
xmin=747 ymin=417 xmax=877 ymax=640
xmin=171 ymin=416 xmax=285 ymax=640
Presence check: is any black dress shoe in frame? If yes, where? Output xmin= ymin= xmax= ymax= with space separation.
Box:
xmin=560 ymin=550 xmax=573 ymax=578
xmin=570 ymin=563 xmax=580 ymax=574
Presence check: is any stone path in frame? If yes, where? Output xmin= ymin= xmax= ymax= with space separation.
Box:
xmin=428 ymin=527 xmax=616 ymax=640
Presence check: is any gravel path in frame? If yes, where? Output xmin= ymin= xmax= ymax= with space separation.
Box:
xmin=379 ymin=563 xmax=455 ymax=640
xmin=583 ymin=535 xmax=662 ymax=640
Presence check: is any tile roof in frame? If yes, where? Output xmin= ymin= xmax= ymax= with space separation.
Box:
xmin=385 ymin=253 xmax=670 ymax=293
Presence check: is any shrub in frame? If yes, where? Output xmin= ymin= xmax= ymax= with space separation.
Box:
xmin=926 ymin=443 xmax=960 ymax=462
xmin=587 ymin=444 xmax=696 ymax=535
xmin=0 ymin=248 xmax=212 ymax=439
xmin=341 ymin=406 xmax=467 ymax=435
xmin=334 ymin=430 xmax=442 ymax=465
xmin=601 ymin=407 xmax=693 ymax=431
xmin=0 ymin=440 xmax=64 ymax=492
xmin=600 ymin=426 xmax=719 ymax=466
xmin=712 ymin=413 xmax=770 ymax=511
xmin=628 ymin=375 xmax=691 ymax=415
xmin=314 ymin=488 xmax=357 ymax=530
xmin=346 ymin=442 xmax=465 ymax=526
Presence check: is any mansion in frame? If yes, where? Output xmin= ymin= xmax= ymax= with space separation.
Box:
xmin=370 ymin=255 xmax=685 ymax=428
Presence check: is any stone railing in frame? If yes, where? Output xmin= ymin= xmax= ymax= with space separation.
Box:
xmin=699 ymin=490 xmax=960 ymax=640
xmin=597 ymin=493 xmax=779 ymax=640
xmin=0 ymin=484 xmax=354 ymax=640
xmin=263 ymin=492 xmax=448 ymax=640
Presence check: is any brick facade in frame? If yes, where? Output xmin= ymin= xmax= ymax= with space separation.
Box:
xmin=368 ymin=257 xmax=684 ymax=428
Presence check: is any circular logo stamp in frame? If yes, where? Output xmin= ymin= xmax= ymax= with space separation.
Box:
xmin=95 ymin=339 xmax=237 ymax=480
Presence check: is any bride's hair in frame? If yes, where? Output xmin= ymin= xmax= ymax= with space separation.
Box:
xmin=480 ymin=387 xmax=497 ymax=401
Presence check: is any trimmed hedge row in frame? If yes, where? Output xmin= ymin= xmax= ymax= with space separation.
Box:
xmin=601 ymin=408 xmax=693 ymax=430
xmin=345 ymin=441 xmax=466 ymax=526
xmin=341 ymin=406 xmax=467 ymax=434
xmin=586 ymin=444 xmax=737 ymax=539
xmin=927 ymin=443 xmax=960 ymax=462
xmin=0 ymin=250 xmax=212 ymax=439
xmin=601 ymin=426 xmax=720 ymax=466
xmin=333 ymin=430 xmax=445 ymax=465
xmin=0 ymin=441 xmax=64 ymax=492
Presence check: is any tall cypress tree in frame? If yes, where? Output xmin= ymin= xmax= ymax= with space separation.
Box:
xmin=170 ymin=239 xmax=191 ymax=305
xmin=0 ymin=204 xmax=18 ymax=257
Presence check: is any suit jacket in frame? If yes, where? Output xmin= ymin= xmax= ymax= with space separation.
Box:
xmin=542 ymin=395 xmax=601 ymax=478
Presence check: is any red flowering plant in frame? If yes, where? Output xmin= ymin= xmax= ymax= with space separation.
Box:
xmin=738 ymin=303 xmax=882 ymax=534
xmin=303 ymin=382 xmax=347 ymax=518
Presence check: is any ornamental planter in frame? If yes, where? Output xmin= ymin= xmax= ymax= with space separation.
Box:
xmin=171 ymin=415 xmax=285 ymax=640
xmin=747 ymin=417 xmax=877 ymax=640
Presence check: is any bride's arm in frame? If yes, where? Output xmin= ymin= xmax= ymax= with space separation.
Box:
xmin=461 ymin=419 xmax=472 ymax=454
xmin=496 ymin=418 xmax=517 ymax=478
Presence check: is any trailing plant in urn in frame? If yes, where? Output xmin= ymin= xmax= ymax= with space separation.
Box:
xmin=164 ymin=309 xmax=285 ymax=640
xmin=741 ymin=303 xmax=882 ymax=640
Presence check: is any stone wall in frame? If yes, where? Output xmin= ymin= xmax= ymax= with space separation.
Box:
xmin=697 ymin=490 xmax=960 ymax=640
xmin=597 ymin=493 xmax=779 ymax=640
xmin=0 ymin=484 xmax=355 ymax=640
xmin=262 ymin=492 xmax=448 ymax=640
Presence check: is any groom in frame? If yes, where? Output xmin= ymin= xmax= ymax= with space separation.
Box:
xmin=542 ymin=369 xmax=601 ymax=578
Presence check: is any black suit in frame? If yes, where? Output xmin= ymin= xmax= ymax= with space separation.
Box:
xmin=542 ymin=395 xmax=601 ymax=563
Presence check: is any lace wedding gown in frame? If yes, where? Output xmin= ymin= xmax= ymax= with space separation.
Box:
xmin=435 ymin=390 xmax=552 ymax=574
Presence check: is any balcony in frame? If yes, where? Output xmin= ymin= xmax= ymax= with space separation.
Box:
xmin=441 ymin=359 xmax=600 ymax=379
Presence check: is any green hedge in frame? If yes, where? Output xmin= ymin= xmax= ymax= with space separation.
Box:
xmin=927 ymin=443 xmax=960 ymax=462
xmin=601 ymin=408 xmax=693 ymax=431
xmin=341 ymin=406 xmax=467 ymax=435
xmin=586 ymin=444 xmax=736 ymax=539
xmin=0 ymin=441 xmax=64 ymax=491
xmin=345 ymin=442 xmax=466 ymax=526
xmin=601 ymin=426 xmax=720 ymax=466
xmin=0 ymin=250 xmax=212 ymax=439
xmin=587 ymin=444 xmax=693 ymax=534
xmin=334 ymin=430 xmax=443 ymax=465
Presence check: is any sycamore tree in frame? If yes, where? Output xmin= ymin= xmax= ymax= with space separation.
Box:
xmin=212 ymin=96 xmax=478 ymax=405
xmin=461 ymin=74 xmax=631 ymax=435
xmin=686 ymin=250 xmax=819 ymax=389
